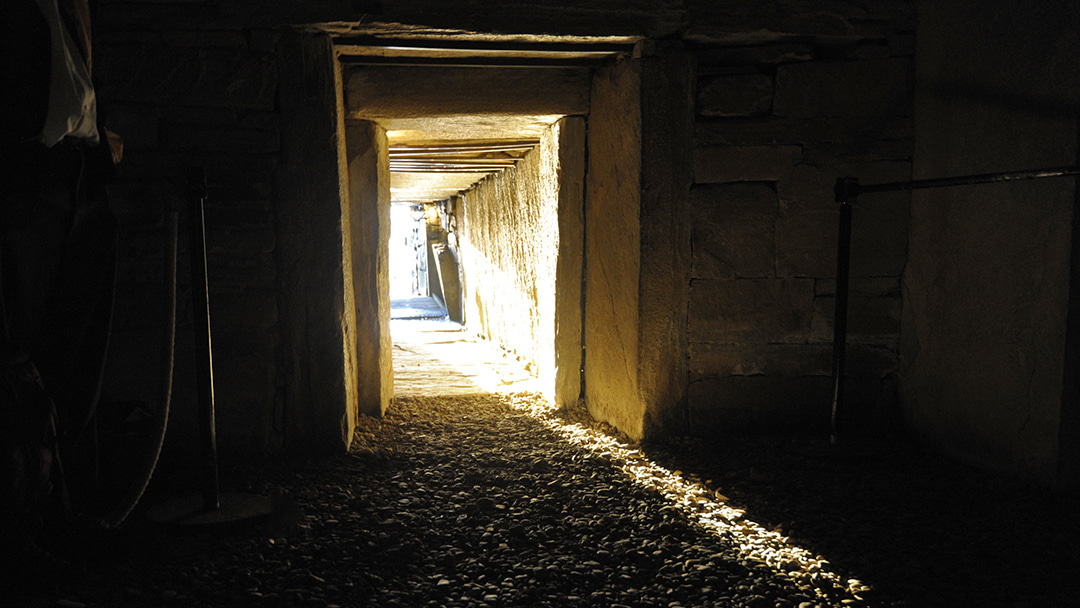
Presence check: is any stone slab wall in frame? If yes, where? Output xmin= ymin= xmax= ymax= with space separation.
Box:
xmin=346 ymin=121 xmax=393 ymax=417
xmin=904 ymin=0 xmax=1080 ymax=484
xmin=457 ymin=118 xmax=584 ymax=407
xmin=92 ymin=0 xmax=919 ymax=462
xmin=584 ymin=58 xmax=645 ymax=439
xmin=687 ymin=18 xmax=916 ymax=436
xmin=94 ymin=15 xmax=287 ymax=459
xmin=95 ymin=12 xmax=359 ymax=459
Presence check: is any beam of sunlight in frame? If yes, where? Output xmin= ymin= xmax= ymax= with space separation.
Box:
xmin=497 ymin=393 xmax=870 ymax=601
xmin=415 ymin=331 xmax=875 ymax=602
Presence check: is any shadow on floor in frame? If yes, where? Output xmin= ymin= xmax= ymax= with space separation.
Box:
xmin=640 ymin=433 xmax=1080 ymax=608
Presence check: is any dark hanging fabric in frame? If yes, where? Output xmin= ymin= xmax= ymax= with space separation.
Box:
xmin=0 ymin=0 xmax=52 ymax=147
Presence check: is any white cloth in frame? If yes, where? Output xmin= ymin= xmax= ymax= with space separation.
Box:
xmin=35 ymin=0 xmax=98 ymax=147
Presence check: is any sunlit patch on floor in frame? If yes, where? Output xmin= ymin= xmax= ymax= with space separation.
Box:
xmin=395 ymin=321 xmax=875 ymax=602
xmin=497 ymin=392 xmax=873 ymax=601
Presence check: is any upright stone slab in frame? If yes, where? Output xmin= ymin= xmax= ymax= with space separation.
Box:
xmin=583 ymin=43 xmax=693 ymax=441
xmin=554 ymin=117 xmax=586 ymax=409
xmin=274 ymin=31 xmax=356 ymax=454
xmin=585 ymin=57 xmax=644 ymax=439
xmin=903 ymin=0 xmax=1080 ymax=485
xmin=638 ymin=42 xmax=694 ymax=439
xmin=346 ymin=120 xmax=393 ymax=417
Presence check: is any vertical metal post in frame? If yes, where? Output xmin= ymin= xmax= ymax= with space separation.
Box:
xmin=186 ymin=166 xmax=219 ymax=512
xmin=830 ymin=178 xmax=858 ymax=445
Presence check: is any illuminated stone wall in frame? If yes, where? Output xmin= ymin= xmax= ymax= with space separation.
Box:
xmin=92 ymin=0 xmax=923 ymax=462
xmin=457 ymin=118 xmax=585 ymax=408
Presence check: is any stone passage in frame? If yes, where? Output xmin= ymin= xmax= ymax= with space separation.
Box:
xmin=391 ymin=318 xmax=540 ymax=397
xmin=29 ymin=386 xmax=1080 ymax=607
xmin=76 ymin=394 xmax=869 ymax=608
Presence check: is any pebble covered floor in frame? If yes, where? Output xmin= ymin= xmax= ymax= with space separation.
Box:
xmin=18 ymin=318 xmax=1080 ymax=608
xmin=33 ymin=389 xmax=1080 ymax=608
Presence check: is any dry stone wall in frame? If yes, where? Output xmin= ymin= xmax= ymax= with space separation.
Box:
xmin=687 ymin=29 xmax=915 ymax=436
xmin=458 ymin=122 xmax=564 ymax=401
xmin=94 ymin=18 xmax=287 ymax=458
xmin=91 ymin=0 xmax=918 ymax=462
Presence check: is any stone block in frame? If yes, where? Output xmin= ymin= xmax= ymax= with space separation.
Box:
xmin=850 ymin=201 xmax=910 ymax=277
xmin=815 ymin=276 xmax=900 ymax=297
xmin=160 ymin=123 xmax=280 ymax=153
xmin=206 ymin=253 xmax=277 ymax=289
xmin=213 ymin=342 xmax=278 ymax=453
xmin=688 ymin=375 xmax=833 ymax=435
xmin=689 ymin=342 xmax=833 ymax=378
xmin=161 ymin=30 xmax=248 ymax=48
xmin=778 ymin=160 xmax=911 ymax=213
xmin=238 ymin=111 xmax=280 ymax=131
xmin=696 ymin=73 xmax=774 ymax=117
xmin=206 ymin=224 xmax=276 ymax=256
xmin=888 ymin=33 xmax=917 ymax=57
xmin=810 ymin=291 xmax=902 ymax=344
xmin=695 ymin=116 xmax=913 ymax=148
xmin=688 ymin=278 xmax=814 ymax=343
xmin=204 ymin=199 xmax=274 ymax=226
xmin=690 ymin=183 xmax=776 ymax=278
xmin=844 ymin=345 xmax=899 ymax=378
xmin=773 ymin=58 xmax=913 ymax=119
xmin=98 ymin=44 xmax=277 ymax=111
xmin=801 ymin=140 xmax=913 ymax=165
xmin=693 ymin=145 xmax=800 ymax=184
xmin=105 ymin=102 xmax=160 ymax=151
xmin=249 ymin=29 xmax=283 ymax=53
xmin=696 ymin=44 xmax=813 ymax=68
xmin=775 ymin=209 xmax=838 ymax=277
xmin=204 ymin=154 xmax=278 ymax=200
xmin=854 ymin=41 xmax=893 ymax=60
xmin=214 ymin=326 xmax=278 ymax=359
xmin=108 ymin=182 xmax=168 ymax=230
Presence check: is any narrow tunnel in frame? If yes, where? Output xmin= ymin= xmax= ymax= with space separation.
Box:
xmin=10 ymin=5 xmax=1080 ymax=607
xmin=339 ymin=35 xmax=645 ymax=423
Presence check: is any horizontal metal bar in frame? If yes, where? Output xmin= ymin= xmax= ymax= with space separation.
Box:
xmin=846 ymin=165 xmax=1080 ymax=198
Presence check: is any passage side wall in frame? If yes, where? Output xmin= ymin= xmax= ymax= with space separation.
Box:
xmin=458 ymin=119 xmax=584 ymax=406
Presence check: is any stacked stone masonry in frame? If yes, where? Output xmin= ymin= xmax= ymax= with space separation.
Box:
xmin=93 ymin=0 xmax=918 ymax=460
xmin=96 ymin=20 xmax=286 ymax=456
xmin=688 ymin=35 xmax=913 ymax=435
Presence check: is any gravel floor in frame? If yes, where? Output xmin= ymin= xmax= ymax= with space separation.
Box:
xmin=14 ymin=391 xmax=1080 ymax=608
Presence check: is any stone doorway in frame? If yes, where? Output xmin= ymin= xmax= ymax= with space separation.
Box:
xmin=337 ymin=34 xmax=637 ymax=415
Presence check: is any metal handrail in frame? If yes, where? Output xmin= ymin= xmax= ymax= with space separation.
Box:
xmin=830 ymin=165 xmax=1080 ymax=444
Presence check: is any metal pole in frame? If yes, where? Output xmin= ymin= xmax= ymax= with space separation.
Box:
xmin=853 ymin=166 xmax=1080 ymax=196
xmin=186 ymin=166 xmax=219 ymax=512
xmin=830 ymin=178 xmax=857 ymax=445
xmin=829 ymin=165 xmax=1079 ymax=444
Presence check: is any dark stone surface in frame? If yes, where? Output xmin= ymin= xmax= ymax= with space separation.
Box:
xmin=272 ymin=30 xmax=354 ymax=455
xmin=690 ymin=183 xmax=776 ymax=279
xmin=773 ymin=59 xmax=913 ymax=119
xmin=693 ymin=145 xmax=800 ymax=184
xmin=696 ymin=74 xmax=774 ymax=117
xmin=688 ymin=375 xmax=833 ymax=434
xmin=775 ymin=209 xmax=839 ymax=278
xmin=688 ymin=278 xmax=814 ymax=344
xmin=97 ymin=44 xmax=277 ymax=111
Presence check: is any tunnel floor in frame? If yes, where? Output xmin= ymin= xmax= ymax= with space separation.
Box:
xmin=12 ymin=322 xmax=1079 ymax=608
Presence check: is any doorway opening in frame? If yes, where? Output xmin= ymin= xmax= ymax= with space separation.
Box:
xmin=389 ymin=204 xmax=427 ymax=302
xmin=336 ymin=32 xmax=648 ymax=426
